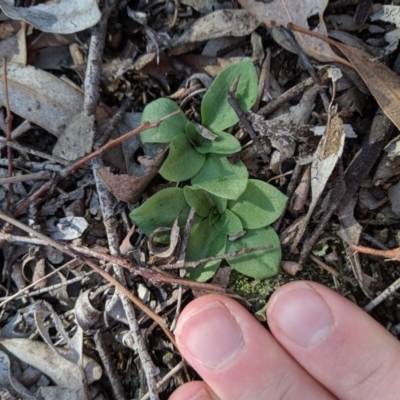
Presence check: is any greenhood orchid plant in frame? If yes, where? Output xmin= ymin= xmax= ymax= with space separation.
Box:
xmin=130 ymin=61 xmax=288 ymax=281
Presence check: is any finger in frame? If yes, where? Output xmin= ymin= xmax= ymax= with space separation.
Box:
xmin=267 ymin=281 xmax=400 ymax=400
xmin=173 ymin=294 xmax=335 ymax=400
xmin=169 ymin=381 xmax=219 ymax=400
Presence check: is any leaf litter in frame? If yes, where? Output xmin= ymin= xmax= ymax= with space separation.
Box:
xmin=1 ymin=0 xmax=400 ymax=398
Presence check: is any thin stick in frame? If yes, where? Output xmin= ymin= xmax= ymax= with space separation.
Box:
xmin=12 ymin=110 xmax=180 ymax=217
xmin=364 ymin=278 xmax=400 ymax=312
xmin=3 ymin=58 xmax=14 ymax=198
xmin=161 ymin=245 xmax=272 ymax=269
xmin=0 ymin=209 xmax=177 ymax=347
xmin=0 ymin=170 xmax=51 ymax=185
xmin=228 ymin=87 xmax=268 ymax=163
xmin=253 ymin=48 xmax=271 ymax=112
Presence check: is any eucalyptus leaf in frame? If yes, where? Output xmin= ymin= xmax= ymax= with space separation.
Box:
xmin=226 ymin=227 xmax=281 ymax=279
xmin=201 ymin=61 xmax=258 ymax=131
xmin=159 ymin=134 xmax=206 ymax=181
xmin=186 ymin=216 xmax=227 ymax=282
xmin=229 ymin=180 xmax=288 ymax=229
xmin=129 ymin=188 xmax=190 ymax=237
xmin=191 ymin=155 xmax=248 ymax=200
xmin=214 ymin=209 xmax=243 ymax=235
xmin=140 ymin=98 xmax=187 ymax=143
xmin=195 ymin=130 xmax=241 ymax=155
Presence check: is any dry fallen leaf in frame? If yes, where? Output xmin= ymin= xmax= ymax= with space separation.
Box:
xmin=238 ymin=0 xmax=346 ymax=63
xmin=171 ymin=9 xmax=259 ymax=49
xmin=290 ymin=109 xmax=345 ymax=249
xmin=333 ymin=42 xmax=400 ymax=132
xmin=0 ymin=62 xmax=83 ymax=137
xmin=0 ymin=0 xmax=101 ymax=34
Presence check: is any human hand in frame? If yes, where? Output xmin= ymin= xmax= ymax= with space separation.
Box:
xmin=169 ymin=281 xmax=400 ymax=399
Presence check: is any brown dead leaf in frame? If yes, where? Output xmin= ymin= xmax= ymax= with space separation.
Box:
xmin=97 ymin=150 xmax=166 ymax=203
xmin=238 ymin=0 xmax=346 ymax=64
xmin=334 ymin=42 xmax=400 ymax=132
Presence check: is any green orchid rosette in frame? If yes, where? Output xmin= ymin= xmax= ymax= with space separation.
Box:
xmin=129 ymin=180 xmax=288 ymax=281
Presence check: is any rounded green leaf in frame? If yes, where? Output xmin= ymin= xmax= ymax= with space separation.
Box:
xmin=214 ymin=209 xmax=243 ymax=235
xmin=226 ymin=227 xmax=281 ymax=279
xmin=159 ymin=134 xmax=206 ymax=182
xmin=140 ymin=98 xmax=187 ymax=143
xmin=183 ymin=186 xmax=214 ymax=217
xmin=196 ymin=130 xmax=241 ymax=155
xmin=186 ymin=216 xmax=227 ymax=282
xmin=183 ymin=186 xmax=228 ymax=217
xmin=228 ymin=179 xmax=288 ymax=229
xmin=129 ymin=187 xmax=190 ymax=237
xmin=201 ymin=60 xmax=258 ymax=132
xmin=191 ymin=155 xmax=248 ymax=200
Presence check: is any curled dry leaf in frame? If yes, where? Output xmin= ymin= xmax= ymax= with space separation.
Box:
xmin=281 ymin=260 xmax=303 ymax=276
xmin=0 ymin=338 xmax=101 ymax=389
xmin=0 ymin=62 xmax=83 ymax=137
xmin=148 ymin=218 xmax=181 ymax=258
xmin=0 ymin=0 xmax=101 ymax=34
xmin=238 ymin=0 xmax=345 ymax=64
xmin=75 ymin=290 xmax=103 ymax=331
xmin=0 ymin=350 xmax=34 ymax=399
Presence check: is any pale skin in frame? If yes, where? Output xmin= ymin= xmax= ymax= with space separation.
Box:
xmin=169 ymin=281 xmax=400 ymax=400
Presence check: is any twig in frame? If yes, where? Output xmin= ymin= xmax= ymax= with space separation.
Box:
xmin=277 ymin=28 xmax=330 ymax=112
xmin=94 ymin=330 xmax=127 ymax=400
xmin=298 ymin=163 xmax=346 ymax=265
xmin=227 ymin=87 xmax=268 ymax=163
xmin=140 ymin=361 xmax=184 ymax=400
xmin=364 ymin=278 xmax=400 ymax=312
xmin=0 ymin=120 xmax=31 ymax=150
xmin=258 ymin=77 xmax=314 ymax=117
xmin=161 ymin=245 xmax=272 ymax=269
xmin=0 ymin=209 xmax=177 ymax=347
xmin=253 ymin=48 xmax=271 ymax=112
xmin=12 ymin=109 xmax=180 ymax=217
xmin=308 ymin=254 xmax=355 ymax=284
xmin=349 ymin=244 xmax=400 ymax=260
xmin=0 ymin=170 xmax=51 ymax=185
xmin=84 ymin=2 xmax=160 ymax=397
xmin=3 ymin=58 xmax=14 ymax=199
xmin=0 ymin=138 xmax=69 ymax=165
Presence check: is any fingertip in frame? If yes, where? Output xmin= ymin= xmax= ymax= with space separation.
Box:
xmin=168 ymin=381 xmax=216 ymax=400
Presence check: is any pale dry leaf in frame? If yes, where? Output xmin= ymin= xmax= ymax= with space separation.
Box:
xmin=180 ymin=0 xmax=232 ymax=14
xmin=75 ymin=290 xmax=103 ymax=331
xmin=0 ymin=351 xmax=34 ymax=400
xmin=46 ymin=217 xmax=89 ymax=241
xmin=238 ymin=0 xmax=346 ymax=63
xmin=0 ymin=339 xmax=101 ymax=389
xmin=334 ymin=42 xmax=400 ymax=132
xmin=290 ymin=111 xmax=345 ymax=249
xmin=171 ymin=9 xmax=259 ymax=47
xmin=0 ymin=62 xmax=83 ymax=137
xmin=0 ymin=0 xmax=101 ymax=34
xmin=371 ymin=5 xmax=400 ymax=28
xmin=52 ymin=112 xmax=95 ymax=160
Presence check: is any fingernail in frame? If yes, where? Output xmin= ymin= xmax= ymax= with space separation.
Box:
xmin=268 ymin=284 xmax=335 ymax=345
xmin=174 ymin=301 xmax=244 ymax=369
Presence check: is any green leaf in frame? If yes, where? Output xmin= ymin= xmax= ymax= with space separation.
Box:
xmin=183 ymin=186 xmax=227 ymax=217
xmin=201 ymin=60 xmax=258 ymax=132
xmin=185 ymin=121 xmax=209 ymax=148
xmin=228 ymin=180 xmax=288 ymax=229
xmin=226 ymin=227 xmax=281 ymax=279
xmin=183 ymin=186 xmax=214 ymax=217
xmin=214 ymin=209 xmax=243 ymax=235
xmin=191 ymin=154 xmax=248 ymax=200
xmin=140 ymin=98 xmax=187 ymax=143
xmin=159 ymin=134 xmax=206 ymax=182
xmin=129 ymin=188 xmax=190 ymax=237
xmin=186 ymin=216 xmax=227 ymax=282
xmin=195 ymin=130 xmax=241 ymax=155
